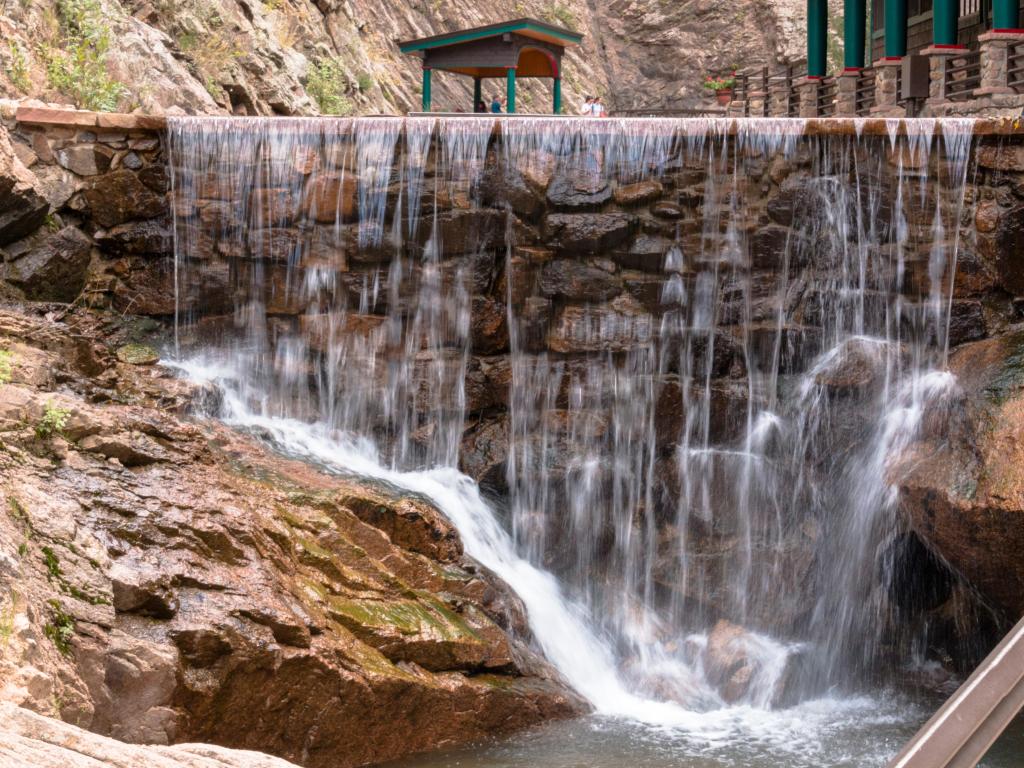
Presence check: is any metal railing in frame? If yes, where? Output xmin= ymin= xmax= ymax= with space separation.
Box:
xmin=887 ymin=615 xmax=1024 ymax=768
xmin=856 ymin=68 xmax=877 ymax=115
xmin=944 ymin=48 xmax=982 ymax=101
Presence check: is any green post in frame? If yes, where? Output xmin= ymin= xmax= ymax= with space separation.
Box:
xmin=553 ymin=77 xmax=562 ymax=114
xmin=844 ymin=0 xmax=867 ymax=68
xmin=506 ymin=67 xmax=516 ymax=113
xmin=473 ymin=77 xmax=482 ymax=111
xmin=933 ymin=0 xmax=959 ymax=45
xmin=884 ymin=0 xmax=908 ymax=58
xmin=993 ymin=0 xmax=1021 ymax=30
xmin=422 ymin=68 xmax=432 ymax=112
xmin=808 ymin=0 xmax=828 ymax=76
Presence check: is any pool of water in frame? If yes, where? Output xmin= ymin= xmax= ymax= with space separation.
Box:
xmin=383 ymin=693 xmax=1024 ymax=768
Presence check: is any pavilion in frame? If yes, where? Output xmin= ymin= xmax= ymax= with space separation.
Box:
xmin=397 ymin=18 xmax=584 ymax=114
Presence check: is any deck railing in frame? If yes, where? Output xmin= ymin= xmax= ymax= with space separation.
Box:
xmin=733 ymin=66 xmax=769 ymax=116
xmin=856 ymin=68 xmax=877 ymax=115
xmin=944 ymin=48 xmax=982 ymax=101
xmin=817 ymin=76 xmax=838 ymax=116
xmin=1009 ymin=42 xmax=1024 ymax=93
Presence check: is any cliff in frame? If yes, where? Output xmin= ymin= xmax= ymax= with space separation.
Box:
xmin=0 ymin=0 xmax=827 ymax=116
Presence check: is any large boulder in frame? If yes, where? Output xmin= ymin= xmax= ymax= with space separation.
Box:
xmin=0 ymin=307 xmax=583 ymax=768
xmin=0 ymin=128 xmax=48 ymax=246
xmin=896 ymin=331 xmax=1024 ymax=617
xmin=3 ymin=226 xmax=92 ymax=302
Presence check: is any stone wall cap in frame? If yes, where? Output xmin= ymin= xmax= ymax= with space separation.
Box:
xmin=15 ymin=107 xmax=167 ymax=131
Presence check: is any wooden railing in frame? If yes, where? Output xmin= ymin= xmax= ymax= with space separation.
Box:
xmin=856 ymin=68 xmax=877 ymax=115
xmin=1009 ymin=43 xmax=1024 ymax=93
xmin=610 ymin=108 xmax=729 ymax=117
xmin=817 ymin=76 xmax=838 ymax=116
xmin=944 ymin=48 xmax=982 ymax=101
xmin=733 ymin=66 xmax=769 ymax=116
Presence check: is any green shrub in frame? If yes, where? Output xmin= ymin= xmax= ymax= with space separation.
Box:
xmin=5 ymin=41 xmax=30 ymax=93
xmin=307 ymin=58 xmax=353 ymax=115
xmin=356 ymin=71 xmax=374 ymax=92
xmin=0 ymin=350 xmax=12 ymax=385
xmin=44 ymin=0 xmax=126 ymax=111
xmin=546 ymin=3 xmax=576 ymax=28
xmin=36 ymin=403 xmax=70 ymax=439
xmin=43 ymin=600 xmax=74 ymax=656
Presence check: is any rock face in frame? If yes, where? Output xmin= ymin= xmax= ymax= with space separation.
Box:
xmin=0 ymin=703 xmax=300 ymax=768
xmin=0 ymin=0 xmax=826 ymax=116
xmin=0 ymin=307 xmax=583 ymax=768
xmin=896 ymin=332 xmax=1024 ymax=618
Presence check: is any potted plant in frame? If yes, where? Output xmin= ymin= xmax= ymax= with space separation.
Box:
xmin=705 ymin=72 xmax=737 ymax=106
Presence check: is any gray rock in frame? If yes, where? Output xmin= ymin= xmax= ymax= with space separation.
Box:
xmin=545 ymin=213 xmax=636 ymax=255
xmin=4 ymin=226 xmax=92 ymax=302
xmin=0 ymin=127 xmax=49 ymax=246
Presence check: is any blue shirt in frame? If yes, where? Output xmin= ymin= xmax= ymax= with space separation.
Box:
xmin=490 ymin=101 xmax=501 ymax=113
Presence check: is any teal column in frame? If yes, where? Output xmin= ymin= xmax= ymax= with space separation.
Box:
xmin=844 ymin=0 xmax=867 ymax=69
xmin=506 ymin=68 xmax=516 ymax=113
xmin=808 ymin=0 xmax=828 ymax=76
xmin=884 ymin=0 xmax=908 ymax=58
xmin=994 ymin=0 xmax=1021 ymax=30
xmin=473 ymin=77 xmax=482 ymax=111
xmin=933 ymin=0 xmax=959 ymax=45
xmin=553 ymin=77 xmax=562 ymax=114
xmin=422 ymin=68 xmax=432 ymax=112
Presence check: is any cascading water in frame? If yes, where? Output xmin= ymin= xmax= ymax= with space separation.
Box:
xmin=166 ymin=115 xmax=988 ymax=759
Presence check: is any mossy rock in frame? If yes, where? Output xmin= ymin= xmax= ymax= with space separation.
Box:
xmin=116 ymin=343 xmax=159 ymax=365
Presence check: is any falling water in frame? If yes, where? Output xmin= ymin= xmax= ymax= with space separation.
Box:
xmin=167 ymin=116 xmax=978 ymax=729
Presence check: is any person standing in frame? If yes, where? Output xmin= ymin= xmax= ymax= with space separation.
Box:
xmin=579 ymin=96 xmax=594 ymax=116
xmin=490 ymin=95 xmax=503 ymax=113
xmin=594 ymin=95 xmax=607 ymax=117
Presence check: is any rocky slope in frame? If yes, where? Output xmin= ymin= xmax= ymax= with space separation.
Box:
xmin=2 ymin=702 xmax=301 ymax=767
xmin=0 ymin=304 xmax=582 ymax=767
xmin=0 ymin=0 xmax=829 ymax=116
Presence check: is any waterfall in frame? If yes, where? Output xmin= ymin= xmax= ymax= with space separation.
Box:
xmin=167 ymin=115 xmax=976 ymax=722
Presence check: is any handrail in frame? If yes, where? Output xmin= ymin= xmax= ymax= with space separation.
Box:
xmin=856 ymin=68 xmax=877 ymax=116
xmin=1009 ymin=42 xmax=1024 ymax=93
xmin=886 ymin=615 xmax=1024 ymax=768
xmin=945 ymin=49 xmax=982 ymax=102
xmin=817 ymin=76 xmax=838 ymax=117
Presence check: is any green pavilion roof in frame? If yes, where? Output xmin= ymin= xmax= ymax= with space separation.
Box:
xmin=397 ymin=18 xmax=583 ymax=54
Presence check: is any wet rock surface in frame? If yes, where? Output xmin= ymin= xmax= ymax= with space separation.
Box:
xmin=0 ymin=307 xmax=583 ymax=768
xmin=896 ymin=332 xmax=1024 ymax=618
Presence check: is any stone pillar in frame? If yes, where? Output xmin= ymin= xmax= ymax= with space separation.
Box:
xmin=922 ymin=46 xmax=964 ymax=109
xmin=797 ymin=76 xmax=822 ymax=117
xmin=976 ymin=31 xmax=1024 ymax=97
xmin=836 ymin=70 xmax=860 ymax=115
xmin=870 ymin=58 xmax=906 ymax=115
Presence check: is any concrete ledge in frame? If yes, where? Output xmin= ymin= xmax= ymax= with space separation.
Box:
xmin=12 ymin=106 xmax=1024 ymax=137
